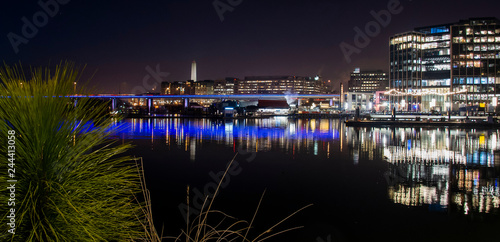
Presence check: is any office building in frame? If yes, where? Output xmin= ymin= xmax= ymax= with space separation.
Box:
xmin=389 ymin=17 xmax=500 ymax=112
xmin=235 ymin=75 xmax=322 ymax=94
xmin=348 ymin=68 xmax=388 ymax=92
xmin=214 ymin=78 xmax=236 ymax=95
xmin=194 ymin=80 xmax=214 ymax=95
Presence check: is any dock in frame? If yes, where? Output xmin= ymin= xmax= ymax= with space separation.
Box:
xmin=345 ymin=114 xmax=500 ymax=128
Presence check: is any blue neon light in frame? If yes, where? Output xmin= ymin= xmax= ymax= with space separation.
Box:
xmin=430 ymin=27 xmax=449 ymax=34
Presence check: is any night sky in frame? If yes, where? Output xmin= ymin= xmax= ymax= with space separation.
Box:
xmin=2 ymin=0 xmax=500 ymax=94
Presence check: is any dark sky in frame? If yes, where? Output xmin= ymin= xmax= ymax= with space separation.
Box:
xmin=1 ymin=0 xmax=500 ymax=93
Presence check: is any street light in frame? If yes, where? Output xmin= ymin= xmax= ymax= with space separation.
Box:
xmin=73 ymin=82 xmax=77 ymax=94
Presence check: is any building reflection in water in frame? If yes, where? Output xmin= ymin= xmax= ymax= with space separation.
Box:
xmin=347 ymin=127 xmax=500 ymax=216
xmin=116 ymin=118 xmax=500 ymax=216
xmin=117 ymin=118 xmax=341 ymax=159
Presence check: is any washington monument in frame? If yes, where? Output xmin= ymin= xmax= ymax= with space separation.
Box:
xmin=191 ymin=60 xmax=197 ymax=82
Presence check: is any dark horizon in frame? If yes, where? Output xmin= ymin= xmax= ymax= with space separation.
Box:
xmin=1 ymin=0 xmax=500 ymax=93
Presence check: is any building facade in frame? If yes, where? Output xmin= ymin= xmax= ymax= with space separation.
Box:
xmin=214 ymin=78 xmax=236 ymax=95
xmin=389 ymin=17 xmax=500 ymax=113
xmin=161 ymin=75 xmax=325 ymax=95
xmin=160 ymin=80 xmax=200 ymax=95
xmin=348 ymin=68 xmax=388 ymax=92
xmin=235 ymin=76 xmax=322 ymax=94
xmin=343 ymin=92 xmax=375 ymax=113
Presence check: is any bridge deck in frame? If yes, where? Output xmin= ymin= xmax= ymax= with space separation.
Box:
xmin=70 ymin=94 xmax=340 ymax=99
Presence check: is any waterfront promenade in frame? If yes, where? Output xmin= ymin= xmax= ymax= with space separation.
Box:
xmin=346 ymin=114 xmax=500 ymax=128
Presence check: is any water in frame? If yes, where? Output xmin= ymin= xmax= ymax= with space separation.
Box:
xmin=112 ymin=118 xmax=500 ymax=241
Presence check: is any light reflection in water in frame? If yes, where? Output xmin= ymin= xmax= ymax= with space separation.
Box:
xmin=347 ymin=127 xmax=500 ymax=216
xmin=115 ymin=118 xmax=500 ymax=216
xmin=115 ymin=118 xmax=341 ymax=157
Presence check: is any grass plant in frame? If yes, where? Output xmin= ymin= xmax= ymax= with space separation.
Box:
xmin=141 ymin=154 xmax=312 ymax=242
xmin=0 ymin=61 xmax=310 ymax=242
xmin=0 ymin=62 xmax=145 ymax=241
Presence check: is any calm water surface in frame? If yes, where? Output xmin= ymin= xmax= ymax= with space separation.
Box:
xmin=113 ymin=118 xmax=500 ymax=241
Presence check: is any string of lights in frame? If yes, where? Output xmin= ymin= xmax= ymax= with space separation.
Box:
xmin=384 ymin=89 xmax=467 ymax=96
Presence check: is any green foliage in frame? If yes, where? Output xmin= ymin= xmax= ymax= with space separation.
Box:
xmin=0 ymin=62 xmax=145 ymax=241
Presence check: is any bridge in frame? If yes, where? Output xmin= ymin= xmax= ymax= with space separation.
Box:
xmin=69 ymin=94 xmax=340 ymax=99
xmin=69 ymin=94 xmax=340 ymax=113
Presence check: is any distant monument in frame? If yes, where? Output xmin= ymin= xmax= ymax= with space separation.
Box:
xmin=191 ymin=60 xmax=197 ymax=82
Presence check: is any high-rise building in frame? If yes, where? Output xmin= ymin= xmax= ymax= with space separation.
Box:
xmin=191 ymin=61 xmax=197 ymax=82
xmin=348 ymin=68 xmax=388 ymax=92
xmin=389 ymin=17 xmax=500 ymax=113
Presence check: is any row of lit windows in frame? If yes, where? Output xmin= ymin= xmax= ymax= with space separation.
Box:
xmin=421 ymin=79 xmax=450 ymax=87
xmin=351 ymin=87 xmax=377 ymax=90
xmin=238 ymin=84 xmax=313 ymax=88
xmin=422 ymin=58 xmax=451 ymax=65
xmin=422 ymin=42 xmax=450 ymax=49
xmin=463 ymin=44 xmax=500 ymax=51
xmin=459 ymin=28 xmax=500 ymax=36
xmin=454 ymin=36 xmax=500 ymax=43
xmin=391 ymin=59 xmax=423 ymax=65
xmin=395 ymin=43 xmax=422 ymax=50
xmin=391 ymin=29 xmax=500 ymax=44
xmin=242 ymin=80 xmax=316 ymax=83
xmin=455 ymin=53 xmax=500 ymax=59
xmin=352 ymin=78 xmax=387 ymax=81
xmin=452 ymin=77 xmax=498 ymax=85
xmin=422 ymin=64 xmax=451 ymax=71
xmin=237 ymin=87 xmax=315 ymax=90
xmin=390 ymin=34 xmax=423 ymax=45
xmin=424 ymin=35 xmax=450 ymax=42
xmin=453 ymin=60 xmax=483 ymax=68
xmin=394 ymin=41 xmax=500 ymax=51
xmin=393 ymin=66 xmax=422 ymax=72
xmin=351 ymin=73 xmax=387 ymax=76
xmin=353 ymin=81 xmax=385 ymax=84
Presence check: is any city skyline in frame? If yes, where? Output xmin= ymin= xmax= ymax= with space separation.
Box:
xmin=1 ymin=0 xmax=500 ymax=93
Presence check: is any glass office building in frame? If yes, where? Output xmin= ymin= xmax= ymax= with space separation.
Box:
xmin=389 ymin=31 xmax=425 ymax=111
xmin=389 ymin=17 xmax=500 ymax=113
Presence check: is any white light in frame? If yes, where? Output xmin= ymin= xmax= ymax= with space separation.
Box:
xmin=384 ymin=89 xmax=467 ymax=96
xmin=493 ymin=97 xmax=498 ymax=107
xmin=430 ymin=99 xmax=436 ymax=108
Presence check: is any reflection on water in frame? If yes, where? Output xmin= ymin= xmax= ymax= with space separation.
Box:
xmin=114 ymin=118 xmax=500 ymax=218
xmin=348 ymin=127 xmax=500 ymax=216
xmin=115 ymin=118 xmax=341 ymax=160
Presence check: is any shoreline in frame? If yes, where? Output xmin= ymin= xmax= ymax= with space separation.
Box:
xmin=344 ymin=119 xmax=500 ymax=128
xmin=121 ymin=114 xmax=347 ymax=119
xmin=119 ymin=114 xmax=500 ymax=129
